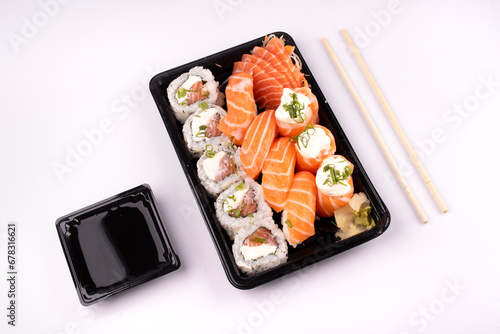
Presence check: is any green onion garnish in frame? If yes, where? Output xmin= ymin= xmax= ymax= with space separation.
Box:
xmin=235 ymin=182 xmax=245 ymax=191
xmin=177 ymin=86 xmax=202 ymax=99
xmin=250 ymin=236 xmax=266 ymax=244
xmin=233 ymin=208 xmax=242 ymax=218
xmin=218 ymin=198 xmax=230 ymax=207
xmin=227 ymin=201 xmax=246 ymax=218
xmin=177 ymin=87 xmax=187 ymax=99
xmin=285 ymin=219 xmax=293 ymax=228
xmin=205 ymin=144 xmax=215 ymax=158
xmin=322 ymin=163 xmax=352 ymax=187
xmin=199 ymin=101 xmax=209 ymax=110
xmin=196 ymin=125 xmax=207 ymax=138
xmin=282 ymin=92 xmax=305 ymax=123
xmin=291 ymin=123 xmax=316 ymax=148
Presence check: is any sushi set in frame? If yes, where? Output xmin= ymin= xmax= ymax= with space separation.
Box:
xmin=150 ymin=32 xmax=390 ymax=289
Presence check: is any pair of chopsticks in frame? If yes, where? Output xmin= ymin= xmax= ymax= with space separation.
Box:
xmin=321 ymin=30 xmax=448 ymax=223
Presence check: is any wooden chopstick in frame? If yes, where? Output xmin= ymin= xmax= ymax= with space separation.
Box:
xmin=321 ymin=37 xmax=429 ymax=223
xmin=340 ymin=29 xmax=448 ymax=213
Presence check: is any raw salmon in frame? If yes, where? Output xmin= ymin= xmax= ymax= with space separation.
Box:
xmin=264 ymin=37 xmax=305 ymax=88
xmin=295 ymin=124 xmax=336 ymax=174
xmin=261 ymin=137 xmax=297 ymax=212
xmin=281 ymin=171 xmax=317 ymax=247
xmin=214 ymin=153 xmax=235 ymax=182
xmin=228 ymin=188 xmax=258 ymax=218
xmin=251 ymin=46 xmax=298 ymax=89
xmin=233 ymin=61 xmax=283 ymax=110
xmin=243 ymin=227 xmax=278 ymax=247
xmin=240 ymin=109 xmax=277 ymax=179
xmin=205 ymin=113 xmax=222 ymax=138
xmin=185 ymin=80 xmax=209 ymax=106
xmin=241 ymin=54 xmax=290 ymax=88
xmin=217 ymin=72 xmax=257 ymax=146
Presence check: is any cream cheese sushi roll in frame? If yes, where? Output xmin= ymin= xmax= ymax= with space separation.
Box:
xmin=316 ymin=155 xmax=355 ymax=217
xmin=215 ymin=178 xmax=273 ymax=239
xmin=293 ymin=124 xmax=336 ymax=174
xmin=167 ymin=66 xmax=224 ymax=123
xmin=275 ymin=88 xmax=314 ymax=137
xmin=232 ymin=218 xmax=288 ymax=276
xmin=183 ymin=104 xmax=230 ymax=157
xmin=196 ymin=145 xmax=247 ymax=197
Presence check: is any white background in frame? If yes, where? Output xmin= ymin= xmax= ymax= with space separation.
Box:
xmin=1 ymin=0 xmax=499 ymax=333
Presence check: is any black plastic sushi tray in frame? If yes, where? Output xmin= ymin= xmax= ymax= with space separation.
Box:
xmin=149 ymin=31 xmax=390 ymax=289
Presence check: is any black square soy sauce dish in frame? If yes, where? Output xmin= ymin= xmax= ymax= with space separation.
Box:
xmin=56 ymin=184 xmax=181 ymax=306
xmin=150 ymin=32 xmax=390 ymax=289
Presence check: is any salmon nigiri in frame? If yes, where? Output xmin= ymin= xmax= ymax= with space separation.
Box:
xmin=315 ymin=155 xmax=355 ymax=218
xmin=261 ymin=137 xmax=297 ymax=212
xmin=217 ymin=72 xmax=257 ymax=146
xmin=294 ymin=124 xmax=336 ymax=174
xmin=281 ymin=171 xmax=317 ymax=247
xmin=240 ymin=109 xmax=277 ymax=179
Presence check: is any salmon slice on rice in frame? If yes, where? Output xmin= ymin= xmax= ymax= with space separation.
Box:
xmin=261 ymin=137 xmax=297 ymax=213
xmin=281 ymin=171 xmax=317 ymax=247
xmin=239 ymin=109 xmax=278 ymax=179
xmin=217 ymin=72 xmax=257 ymax=146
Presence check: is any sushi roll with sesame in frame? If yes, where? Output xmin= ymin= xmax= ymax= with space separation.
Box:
xmin=183 ymin=104 xmax=230 ymax=158
xmin=215 ymin=178 xmax=273 ymax=239
xmin=167 ymin=66 xmax=224 ymax=123
xmin=232 ymin=218 xmax=288 ymax=276
xmin=197 ymin=145 xmax=247 ymax=198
